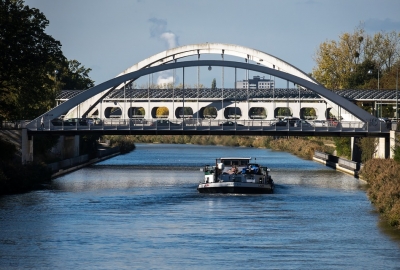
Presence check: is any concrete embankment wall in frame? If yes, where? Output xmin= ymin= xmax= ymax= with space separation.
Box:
xmin=48 ymin=146 xmax=120 ymax=178
xmin=313 ymin=151 xmax=363 ymax=179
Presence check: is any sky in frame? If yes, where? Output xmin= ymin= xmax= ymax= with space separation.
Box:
xmin=25 ymin=0 xmax=400 ymax=88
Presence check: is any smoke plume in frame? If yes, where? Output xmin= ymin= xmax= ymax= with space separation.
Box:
xmin=148 ymin=18 xmax=180 ymax=85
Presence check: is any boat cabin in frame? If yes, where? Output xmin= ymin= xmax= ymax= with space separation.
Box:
xmin=203 ymin=157 xmax=270 ymax=183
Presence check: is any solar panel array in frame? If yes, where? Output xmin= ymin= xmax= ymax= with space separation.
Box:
xmin=56 ymin=88 xmax=400 ymax=101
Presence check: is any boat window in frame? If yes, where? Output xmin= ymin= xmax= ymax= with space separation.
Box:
xmin=232 ymin=160 xmax=239 ymax=165
xmin=223 ymin=160 xmax=231 ymax=165
xmin=240 ymin=160 xmax=248 ymax=165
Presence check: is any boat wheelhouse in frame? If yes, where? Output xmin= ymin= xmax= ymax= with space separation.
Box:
xmin=197 ymin=157 xmax=274 ymax=194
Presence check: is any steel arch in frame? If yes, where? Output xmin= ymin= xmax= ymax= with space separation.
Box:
xmin=28 ymin=60 xmax=378 ymax=129
xmin=118 ymin=43 xmax=318 ymax=85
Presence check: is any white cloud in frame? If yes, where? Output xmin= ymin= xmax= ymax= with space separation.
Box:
xmin=160 ymin=32 xmax=178 ymax=49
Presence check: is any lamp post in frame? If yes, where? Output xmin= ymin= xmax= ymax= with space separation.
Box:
xmin=54 ymin=70 xmax=58 ymax=88
xmin=396 ymin=67 xmax=398 ymax=122
xmin=367 ymin=68 xmax=379 ymax=90
xmin=368 ymin=67 xmax=380 ymax=117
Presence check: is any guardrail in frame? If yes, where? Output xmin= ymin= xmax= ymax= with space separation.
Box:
xmin=314 ymin=150 xmax=359 ymax=171
xmin=314 ymin=151 xmax=329 ymax=160
xmin=338 ymin=157 xmax=359 ymax=170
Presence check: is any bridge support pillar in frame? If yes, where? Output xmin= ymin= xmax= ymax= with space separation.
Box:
xmin=62 ymin=135 xmax=80 ymax=158
xmin=375 ymin=136 xmax=390 ymax=159
xmin=351 ymin=137 xmax=361 ymax=162
xmin=21 ymin=129 xmax=33 ymax=164
xmin=74 ymin=135 xmax=80 ymax=157
xmin=390 ymin=130 xmax=396 ymax=159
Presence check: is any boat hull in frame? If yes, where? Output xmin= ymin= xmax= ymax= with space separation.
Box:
xmin=197 ymin=182 xmax=274 ymax=194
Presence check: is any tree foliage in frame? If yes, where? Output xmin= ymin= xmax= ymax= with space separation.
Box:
xmin=312 ymin=25 xmax=400 ymax=89
xmin=211 ymin=78 xmax=216 ymax=89
xmin=203 ymin=106 xmax=217 ymax=117
xmin=0 ymin=1 xmax=95 ymax=121
xmin=156 ymin=107 xmax=169 ymax=117
xmin=333 ymin=137 xmax=351 ymax=159
xmin=357 ymin=137 xmax=377 ymax=163
xmin=0 ymin=0 xmax=65 ymax=120
xmin=59 ymin=59 xmax=95 ymax=90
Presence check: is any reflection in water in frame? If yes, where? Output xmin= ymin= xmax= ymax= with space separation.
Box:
xmin=0 ymin=143 xmax=399 ymax=269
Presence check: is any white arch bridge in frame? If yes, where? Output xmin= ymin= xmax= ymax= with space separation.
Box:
xmin=21 ymin=43 xmax=394 ymax=162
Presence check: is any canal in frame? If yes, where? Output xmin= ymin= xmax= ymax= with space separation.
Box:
xmin=1 ymin=143 xmax=400 ymax=269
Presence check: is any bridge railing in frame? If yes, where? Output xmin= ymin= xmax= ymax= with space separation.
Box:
xmin=25 ymin=117 xmax=391 ymax=134
xmin=0 ymin=120 xmax=30 ymax=129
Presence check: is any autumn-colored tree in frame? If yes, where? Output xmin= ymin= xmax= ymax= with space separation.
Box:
xmin=312 ymin=25 xmax=400 ymax=90
xmin=156 ymin=107 xmax=169 ymax=117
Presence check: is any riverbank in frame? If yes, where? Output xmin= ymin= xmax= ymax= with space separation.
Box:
xmin=49 ymin=145 xmax=120 ymax=178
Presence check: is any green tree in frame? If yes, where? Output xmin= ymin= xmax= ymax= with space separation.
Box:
xmin=357 ymin=137 xmax=377 ymax=163
xmin=211 ymin=78 xmax=216 ymax=89
xmin=276 ymin=107 xmax=292 ymax=117
xmin=203 ymin=106 xmax=217 ymax=117
xmin=59 ymin=59 xmax=95 ymax=90
xmin=333 ymin=137 xmax=351 ymax=159
xmin=0 ymin=0 xmax=65 ymax=120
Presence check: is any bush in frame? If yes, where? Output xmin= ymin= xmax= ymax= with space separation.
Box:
xmin=393 ymin=145 xmax=400 ymax=162
xmin=360 ymin=159 xmax=400 ymax=229
xmin=105 ymin=135 xmax=136 ymax=154
xmin=0 ymin=161 xmax=52 ymax=195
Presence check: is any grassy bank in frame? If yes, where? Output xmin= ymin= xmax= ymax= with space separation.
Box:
xmin=360 ymin=159 xmax=400 ymax=229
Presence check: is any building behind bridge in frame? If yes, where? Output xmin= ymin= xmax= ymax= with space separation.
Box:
xmin=236 ymin=76 xmax=274 ymax=89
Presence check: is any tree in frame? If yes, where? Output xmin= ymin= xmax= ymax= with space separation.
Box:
xmin=333 ymin=137 xmax=351 ymax=159
xmin=357 ymin=137 xmax=378 ymax=162
xmin=211 ymin=78 xmax=216 ymax=89
xmin=156 ymin=107 xmax=169 ymax=117
xmin=203 ymin=106 xmax=217 ymax=118
xmin=0 ymin=0 xmax=65 ymax=120
xmin=59 ymin=59 xmax=95 ymax=90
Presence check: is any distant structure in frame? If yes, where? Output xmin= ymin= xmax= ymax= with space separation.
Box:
xmin=236 ymin=76 xmax=274 ymax=89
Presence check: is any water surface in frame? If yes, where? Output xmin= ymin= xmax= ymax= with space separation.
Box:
xmin=0 ymin=144 xmax=399 ymax=269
